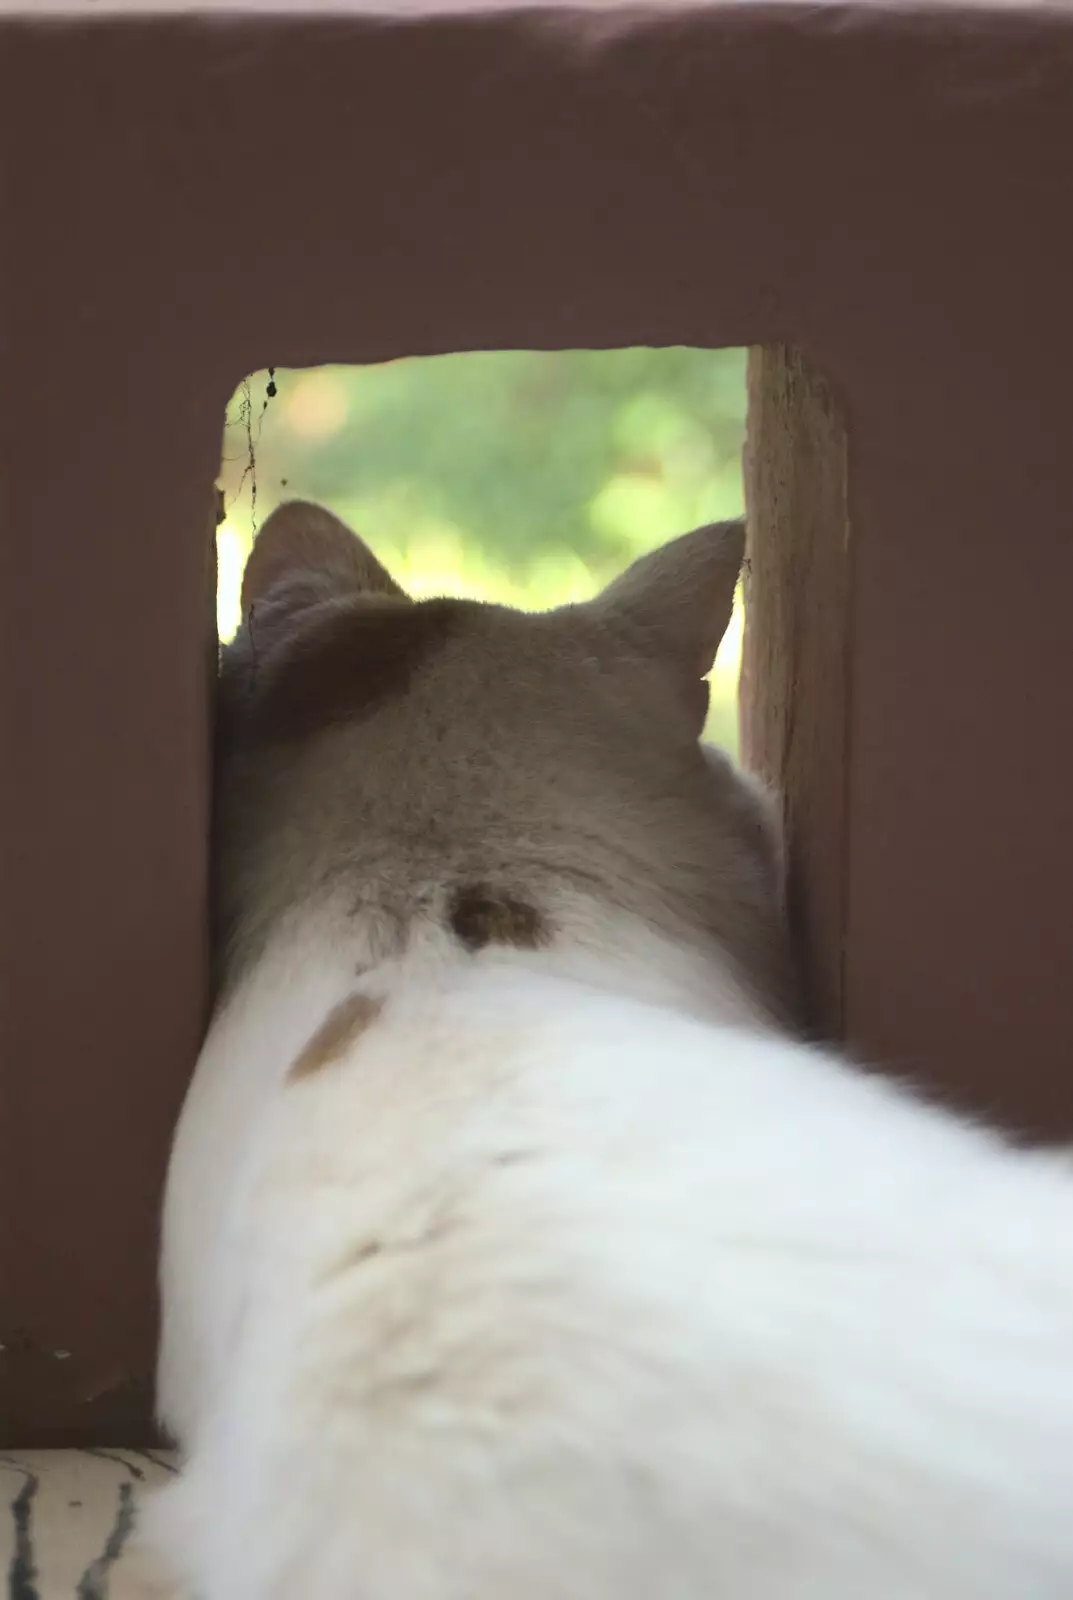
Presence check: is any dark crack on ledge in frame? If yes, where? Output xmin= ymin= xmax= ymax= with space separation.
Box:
xmin=83 ymin=1448 xmax=144 ymax=1481
xmin=3 ymin=1460 xmax=40 ymax=1600
xmin=76 ymin=1479 xmax=134 ymax=1600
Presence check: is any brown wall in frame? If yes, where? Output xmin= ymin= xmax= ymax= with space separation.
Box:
xmin=3 ymin=0 xmax=1073 ymax=1443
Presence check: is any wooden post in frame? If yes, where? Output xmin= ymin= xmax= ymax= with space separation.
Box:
xmin=741 ymin=347 xmax=850 ymax=1041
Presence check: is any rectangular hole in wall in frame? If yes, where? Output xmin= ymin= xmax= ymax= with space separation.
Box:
xmin=216 ymin=349 xmax=747 ymax=753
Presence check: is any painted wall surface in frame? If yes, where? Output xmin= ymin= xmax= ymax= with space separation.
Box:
xmin=2 ymin=0 xmax=1072 ymax=1442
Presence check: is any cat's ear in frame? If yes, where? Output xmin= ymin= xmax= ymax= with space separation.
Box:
xmin=596 ymin=519 xmax=745 ymax=681
xmin=240 ymin=500 xmax=408 ymax=619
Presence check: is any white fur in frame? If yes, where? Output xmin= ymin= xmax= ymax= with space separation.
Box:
xmin=146 ymin=905 xmax=1073 ymax=1599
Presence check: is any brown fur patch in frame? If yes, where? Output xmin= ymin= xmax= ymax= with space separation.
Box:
xmin=447 ymin=884 xmax=549 ymax=952
xmin=249 ymin=597 xmax=466 ymax=744
xmin=288 ymin=992 xmax=383 ymax=1081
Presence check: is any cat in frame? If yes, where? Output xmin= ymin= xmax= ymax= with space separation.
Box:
xmin=141 ymin=500 xmax=1073 ymax=1599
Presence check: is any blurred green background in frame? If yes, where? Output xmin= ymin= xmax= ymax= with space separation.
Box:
xmin=217 ymin=349 xmax=747 ymax=751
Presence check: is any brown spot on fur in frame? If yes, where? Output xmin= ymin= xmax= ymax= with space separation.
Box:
xmin=447 ymin=884 xmax=549 ymax=952
xmin=288 ymin=992 xmax=383 ymax=1081
xmin=244 ymin=596 xmax=466 ymax=745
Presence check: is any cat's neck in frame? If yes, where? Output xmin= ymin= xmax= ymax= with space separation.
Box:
xmin=217 ymin=890 xmax=776 ymax=1080
xmin=496 ymin=899 xmax=777 ymax=1030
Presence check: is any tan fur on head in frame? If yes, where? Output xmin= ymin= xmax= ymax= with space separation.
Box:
xmin=214 ymin=501 xmax=799 ymax=1025
xmin=242 ymin=501 xmax=406 ymax=611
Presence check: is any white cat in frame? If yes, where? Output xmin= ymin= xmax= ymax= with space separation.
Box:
xmin=142 ymin=502 xmax=1073 ymax=1599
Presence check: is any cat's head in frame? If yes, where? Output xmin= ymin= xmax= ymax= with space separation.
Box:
xmin=215 ymin=501 xmax=798 ymax=1024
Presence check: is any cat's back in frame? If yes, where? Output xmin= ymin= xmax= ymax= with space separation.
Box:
xmin=178 ymin=961 xmax=1073 ymax=1600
